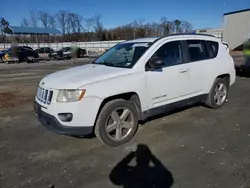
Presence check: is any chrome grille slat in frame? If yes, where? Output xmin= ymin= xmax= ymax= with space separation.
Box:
xmin=46 ymin=90 xmax=50 ymax=104
xmin=36 ymin=87 xmax=53 ymax=105
xmin=43 ymin=90 xmax=48 ymax=103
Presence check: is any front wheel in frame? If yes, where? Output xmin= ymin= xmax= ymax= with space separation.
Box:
xmin=205 ymin=78 xmax=229 ymax=109
xmin=94 ymin=99 xmax=139 ymax=147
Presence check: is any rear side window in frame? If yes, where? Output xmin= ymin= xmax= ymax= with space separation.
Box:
xmin=206 ymin=41 xmax=219 ymax=58
xmin=38 ymin=48 xmax=44 ymax=53
xmin=19 ymin=48 xmax=26 ymax=52
xmin=45 ymin=48 xmax=51 ymax=53
xmin=186 ymin=40 xmax=209 ymax=62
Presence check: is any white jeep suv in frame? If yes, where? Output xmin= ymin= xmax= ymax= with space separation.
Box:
xmin=34 ymin=34 xmax=236 ymax=146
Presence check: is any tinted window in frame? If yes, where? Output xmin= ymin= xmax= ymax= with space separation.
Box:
xmin=206 ymin=41 xmax=219 ymax=58
xmin=187 ymin=40 xmax=208 ymax=62
xmin=19 ymin=47 xmax=26 ymax=52
xmin=38 ymin=48 xmax=44 ymax=53
xmin=64 ymin=47 xmax=71 ymax=52
xmin=151 ymin=41 xmax=183 ymax=67
xmin=38 ymin=47 xmax=52 ymax=53
xmin=21 ymin=46 xmax=33 ymax=50
xmin=46 ymin=48 xmax=52 ymax=53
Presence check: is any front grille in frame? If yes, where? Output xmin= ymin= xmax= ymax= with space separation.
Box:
xmin=37 ymin=87 xmax=53 ymax=104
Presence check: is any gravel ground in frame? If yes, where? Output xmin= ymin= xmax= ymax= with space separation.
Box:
xmin=0 ymin=57 xmax=250 ymax=188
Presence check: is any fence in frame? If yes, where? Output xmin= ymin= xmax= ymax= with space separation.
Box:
xmin=0 ymin=40 xmax=125 ymax=53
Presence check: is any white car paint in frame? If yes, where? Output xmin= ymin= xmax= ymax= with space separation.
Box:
xmin=35 ymin=34 xmax=236 ymax=130
xmin=41 ymin=64 xmax=132 ymax=89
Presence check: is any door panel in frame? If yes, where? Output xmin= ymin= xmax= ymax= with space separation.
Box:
xmin=145 ymin=40 xmax=192 ymax=108
xmin=184 ymin=40 xmax=217 ymax=95
xmin=146 ymin=64 xmax=190 ymax=108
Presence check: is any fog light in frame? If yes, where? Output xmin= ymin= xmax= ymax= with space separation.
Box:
xmin=58 ymin=113 xmax=73 ymax=122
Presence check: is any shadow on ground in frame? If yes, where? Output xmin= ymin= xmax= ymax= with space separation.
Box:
xmin=109 ymin=144 xmax=174 ymax=188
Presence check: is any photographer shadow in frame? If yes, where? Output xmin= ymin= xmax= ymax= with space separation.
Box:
xmin=109 ymin=144 xmax=174 ymax=188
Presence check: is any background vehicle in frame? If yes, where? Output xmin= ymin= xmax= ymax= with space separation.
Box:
xmin=0 ymin=46 xmax=38 ymax=63
xmin=50 ymin=47 xmax=86 ymax=60
xmin=36 ymin=47 xmax=54 ymax=59
xmin=35 ymin=34 xmax=236 ymax=147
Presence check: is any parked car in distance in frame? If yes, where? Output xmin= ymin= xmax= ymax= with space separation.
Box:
xmin=34 ymin=34 xmax=236 ymax=146
xmin=0 ymin=46 xmax=38 ymax=63
xmin=36 ymin=47 xmax=54 ymax=59
xmin=50 ymin=47 xmax=86 ymax=60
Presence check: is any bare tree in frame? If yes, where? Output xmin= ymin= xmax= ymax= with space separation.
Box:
xmin=93 ymin=14 xmax=104 ymax=40
xmin=180 ymin=21 xmax=193 ymax=33
xmin=0 ymin=18 xmax=9 ymax=45
xmin=21 ymin=18 xmax=29 ymax=27
xmin=160 ymin=17 xmax=169 ymax=36
xmin=83 ymin=17 xmax=94 ymax=41
xmin=75 ymin=14 xmax=83 ymax=33
xmin=56 ymin=10 xmax=68 ymax=35
xmin=30 ymin=10 xmax=38 ymax=27
xmin=48 ymin=15 xmax=56 ymax=28
xmin=66 ymin=13 xmax=75 ymax=33
xmin=174 ymin=19 xmax=182 ymax=33
xmin=38 ymin=11 xmax=50 ymax=28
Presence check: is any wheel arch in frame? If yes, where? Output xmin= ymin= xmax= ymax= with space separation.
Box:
xmin=94 ymin=92 xmax=143 ymax=127
xmin=216 ymin=73 xmax=230 ymax=84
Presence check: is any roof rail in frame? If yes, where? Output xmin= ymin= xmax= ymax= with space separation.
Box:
xmin=167 ymin=33 xmax=216 ymax=37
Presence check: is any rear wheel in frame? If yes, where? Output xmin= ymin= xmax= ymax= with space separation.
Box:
xmin=94 ymin=99 xmax=138 ymax=147
xmin=205 ymin=78 xmax=229 ymax=109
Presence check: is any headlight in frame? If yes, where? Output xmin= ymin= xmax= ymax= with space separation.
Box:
xmin=57 ymin=89 xmax=86 ymax=102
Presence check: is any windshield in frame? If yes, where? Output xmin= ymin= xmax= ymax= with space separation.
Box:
xmin=94 ymin=42 xmax=152 ymax=68
xmin=0 ymin=49 xmax=10 ymax=53
xmin=57 ymin=47 xmax=67 ymax=52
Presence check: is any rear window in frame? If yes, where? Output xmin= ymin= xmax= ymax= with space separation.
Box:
xmin=186 ymin=40 xmax=209 ymax=62
xmin=206 ymin=41 xmax=219 ymax=58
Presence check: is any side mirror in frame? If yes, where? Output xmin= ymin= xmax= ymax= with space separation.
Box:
xmin=148 ymin=57 xmax=164 ymax=69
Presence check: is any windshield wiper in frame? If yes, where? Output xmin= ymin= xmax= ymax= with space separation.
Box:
xmin=93 ymin=61 xmax=115 ymax=67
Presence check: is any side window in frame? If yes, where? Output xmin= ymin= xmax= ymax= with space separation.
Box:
xmin=206 ymin=41 xmax=219 ymax=58
xmin=19 ymin=48 xmax=26 ymax=52
xmin=38 ymin=48 xmax=43 ymax=53
xmin=151 ymin=41 xmax=183 ymax=67
xmin=45 ymin=48 xmax=51 ymax=53
xmin=187 ymin=40 xmax=209 ymax=62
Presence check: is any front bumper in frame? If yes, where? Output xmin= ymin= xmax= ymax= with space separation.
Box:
xmin=34 ymin=102 xmax=93 ymax=136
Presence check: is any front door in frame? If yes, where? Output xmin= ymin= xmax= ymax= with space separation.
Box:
xmin=146 ymin=40 xmax=191 ymax=108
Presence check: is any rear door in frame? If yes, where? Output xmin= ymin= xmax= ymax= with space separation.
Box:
xmin=184 ymin=39 xmax=218 ymax=95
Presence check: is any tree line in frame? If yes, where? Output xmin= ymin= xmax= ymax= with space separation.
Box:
xmin=1 ymin=10 xmax=193 ymax=43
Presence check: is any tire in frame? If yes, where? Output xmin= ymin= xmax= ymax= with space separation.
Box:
xmin=94 ymin=99 xmax=139 ymax=147
xmin=205 ymin=77 xmax=229 ymax=109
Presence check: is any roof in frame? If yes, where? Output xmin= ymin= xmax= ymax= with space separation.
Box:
xmin=4 ymin=26 xmax=61 ymax=35
xmin=224 ymin=8 xmax=250 ymax=16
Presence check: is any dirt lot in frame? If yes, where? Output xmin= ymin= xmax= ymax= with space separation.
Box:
xmin=0 ymin=57 xmax=250 ymax=188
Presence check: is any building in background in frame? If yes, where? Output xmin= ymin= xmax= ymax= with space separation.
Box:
xmin=195 ymin=28 xmax=223 ymax=40
xmin=223 ymin=9 xmax=250 ymax=50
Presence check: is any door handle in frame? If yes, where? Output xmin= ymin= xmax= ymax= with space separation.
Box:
xmin=179 ymin=69 xmax=189 ymax=73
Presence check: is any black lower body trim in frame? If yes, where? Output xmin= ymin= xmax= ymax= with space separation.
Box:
xmin=34 ymin=102 xmax=93 ymax=136
xmin=141 ymin=94 xmax=208 ymax=119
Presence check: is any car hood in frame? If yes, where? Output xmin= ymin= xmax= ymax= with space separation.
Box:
xmin=40 ymin=64 xmax=132 ymax=89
